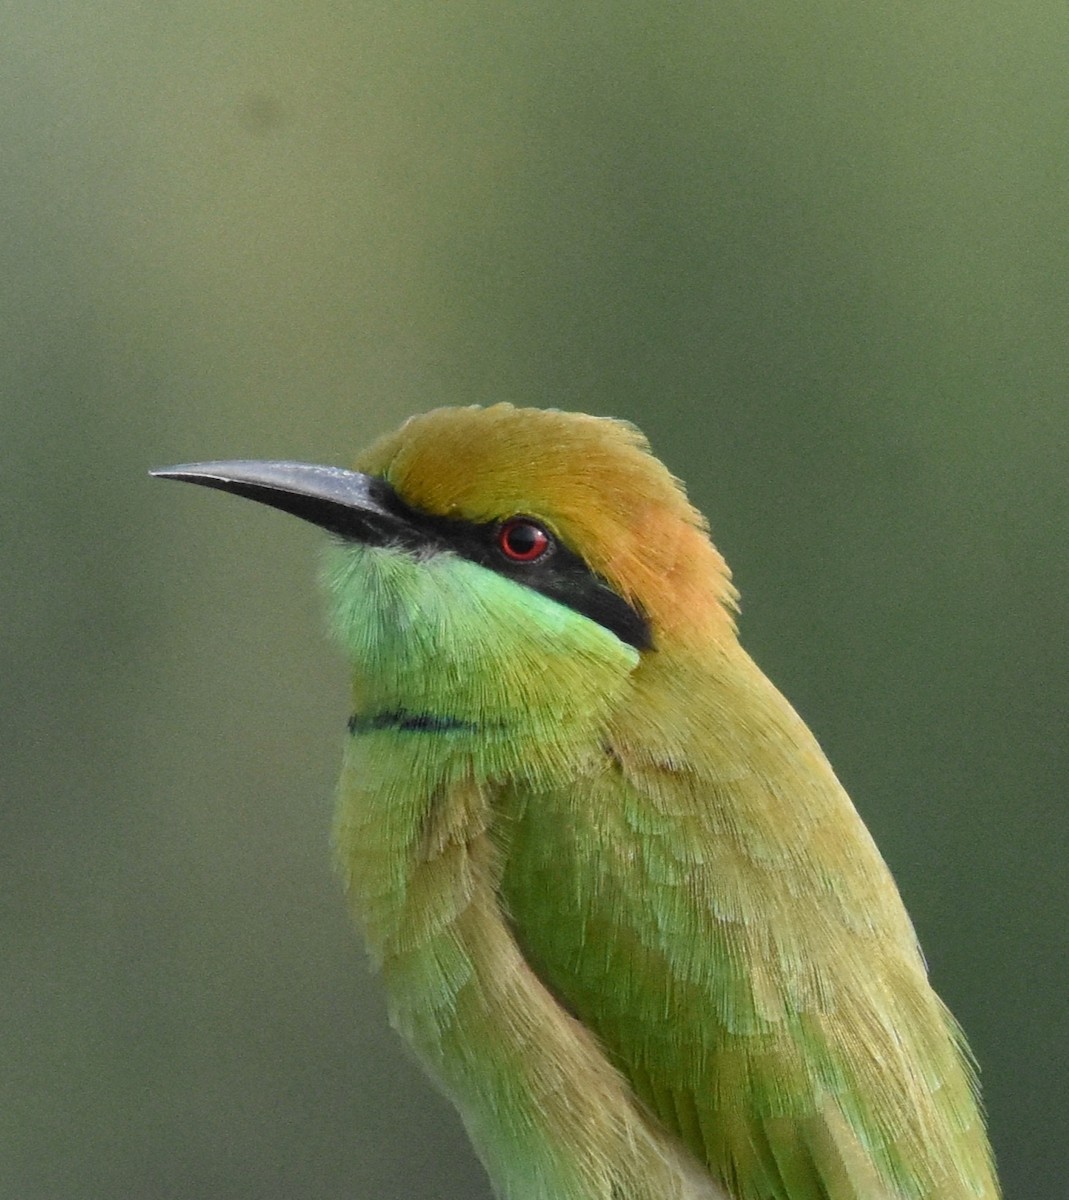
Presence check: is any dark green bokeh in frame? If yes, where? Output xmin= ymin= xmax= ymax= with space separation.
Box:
xmin=3 ymin=4 xmax=1065 ymax=1197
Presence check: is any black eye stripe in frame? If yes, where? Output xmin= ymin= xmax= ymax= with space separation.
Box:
xmin=359 ymin=484 xmax=653 ymax=651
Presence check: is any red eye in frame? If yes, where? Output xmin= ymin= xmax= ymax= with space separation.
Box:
xmin=497 ymin=518 xmax=551 ymax=562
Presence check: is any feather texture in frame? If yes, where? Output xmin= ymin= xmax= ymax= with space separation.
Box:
xmin=320 ymin=404 xmax=999 ymax=1200
xmin=497 ymin=640 xmax=997 ymax=1200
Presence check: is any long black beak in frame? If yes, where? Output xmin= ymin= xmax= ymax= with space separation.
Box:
xmin=150 ymin=460 xmax=418 ymax=545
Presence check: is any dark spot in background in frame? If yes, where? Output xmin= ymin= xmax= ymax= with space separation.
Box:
xmin=238 ymin=92 xmax=285 ymax=134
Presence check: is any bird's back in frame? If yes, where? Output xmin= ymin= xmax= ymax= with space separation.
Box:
xmin=496 ymin=642 xmax=999 ymax=1200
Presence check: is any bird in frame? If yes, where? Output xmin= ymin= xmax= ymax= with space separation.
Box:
xmin=153 ymin=403 xmax=999 ymax=1200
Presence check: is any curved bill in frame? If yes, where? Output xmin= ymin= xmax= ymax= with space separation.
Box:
xmin=150 ymin=460 xmax=419 ymax=545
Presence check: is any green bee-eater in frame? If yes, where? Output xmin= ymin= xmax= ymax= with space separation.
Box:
xmin=155 ymin=404 xmax=999 ymax=1200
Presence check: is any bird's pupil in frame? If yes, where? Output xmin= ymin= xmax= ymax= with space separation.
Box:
xmin=508 ymin=524 xmax=540 ymax=555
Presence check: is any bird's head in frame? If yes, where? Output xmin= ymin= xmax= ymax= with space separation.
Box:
xmin=154 ymin=405 xmax=737 ymax=756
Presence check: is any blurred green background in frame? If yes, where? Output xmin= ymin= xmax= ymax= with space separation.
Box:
xmin=3 ymin=3 xmax=1065 ymax=1197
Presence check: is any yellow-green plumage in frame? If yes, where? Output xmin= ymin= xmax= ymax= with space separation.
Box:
xmin=157 ymin=404 xmax=999 ymax=1200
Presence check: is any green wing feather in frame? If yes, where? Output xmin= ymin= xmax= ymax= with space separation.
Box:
xmin=497 ymin=646 xmax=999 ymax=1200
